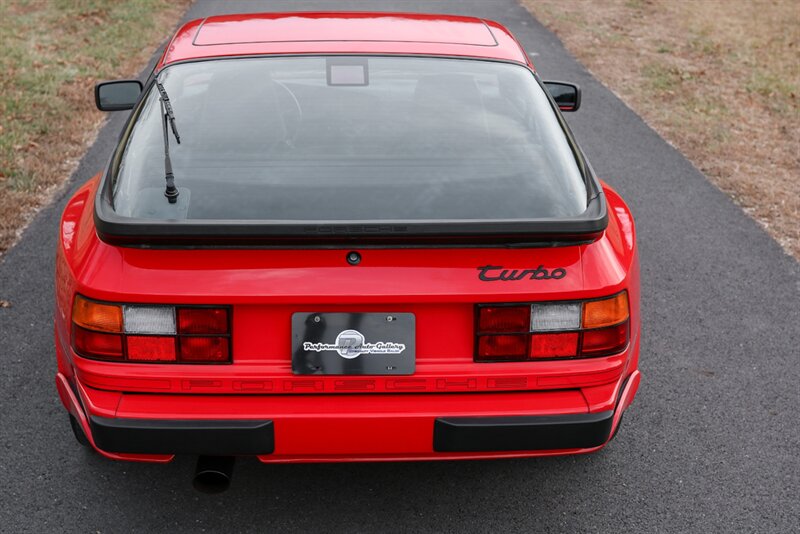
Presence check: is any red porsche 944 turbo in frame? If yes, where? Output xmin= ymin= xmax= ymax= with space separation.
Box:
xmin=54 ymin=12 xmax=640 ymax=491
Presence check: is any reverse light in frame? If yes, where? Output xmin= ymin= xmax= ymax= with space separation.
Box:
xmin=71 ymin=295 xmax=231 ymax=364
xmin=530 ymin=302 xmax=581 ymax=331
xmin=475 ymin=291 xmax=630 ymax=361
xmin=123 ymin=306 xmax=176 ymax=334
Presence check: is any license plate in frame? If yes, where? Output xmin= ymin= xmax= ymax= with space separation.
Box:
xmin=291 ymin=312 xmax=415 ymax=375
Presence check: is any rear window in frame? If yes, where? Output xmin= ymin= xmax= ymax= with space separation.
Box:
xmin=113 ymin=56 xmax=587 ymax=222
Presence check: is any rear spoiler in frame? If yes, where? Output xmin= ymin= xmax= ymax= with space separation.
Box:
xmin=94 ymin=187 xmax=607 ymax=248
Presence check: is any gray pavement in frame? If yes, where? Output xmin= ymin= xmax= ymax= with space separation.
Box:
xmin=1 ymin=1 xmax=798 ymax=532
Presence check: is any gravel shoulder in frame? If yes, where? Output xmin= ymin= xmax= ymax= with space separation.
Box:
xmin=523 ymin=0 xmax=800 ymax=259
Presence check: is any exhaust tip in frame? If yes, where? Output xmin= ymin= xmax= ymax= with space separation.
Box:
xmin=193 ymin=456 xmax=235 ymax=494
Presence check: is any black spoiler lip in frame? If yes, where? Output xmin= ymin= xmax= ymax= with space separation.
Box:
xmin=93 ymin=191 xmax=608 ymax=248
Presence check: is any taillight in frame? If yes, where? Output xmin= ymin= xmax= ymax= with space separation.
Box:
xmin=177 ymin=307 xmax=228 ymax=334
xmin=581 ymin=321 xmax=629 ymax=356
xmin=73 ymin=327 xmax=123 ymax=360
xmin=477 ymin=306 xmax=529 ymax=333
xmin=71 ymin=295 xmax=231 ymax=364
xmin=478 ymin=334 xmax=528 ymax=360
xmin=475 ymin=291 xmax=629 ymax=362
xmin=179 ymin=336 xmax=230 ymax=362
xmin=73 ymin=297 xmax=123 ymax=333
xmin=126 ymin=336 xmax=176 ymax=362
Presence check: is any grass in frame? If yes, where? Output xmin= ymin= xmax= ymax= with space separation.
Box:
xmin=523 ymin=0 xmax=800 ymax=259
xmin=0 ymin=0 xmax=189 ymax=255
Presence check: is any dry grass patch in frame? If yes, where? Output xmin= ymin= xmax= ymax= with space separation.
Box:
xmin=0 ymin=0 xmax=189 ymax=256
xmin=524 ymin=0 xmax=799 ymax=258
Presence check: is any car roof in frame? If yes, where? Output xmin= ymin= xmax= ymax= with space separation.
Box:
xmin=158 ymin=12 xmax=531 ymax=68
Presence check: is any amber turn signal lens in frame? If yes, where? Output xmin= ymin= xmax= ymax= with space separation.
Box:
xmin=582 ymin=292 xmax=629 ymax=329
xmin=72 ymin=295 xmax=123 ymax=333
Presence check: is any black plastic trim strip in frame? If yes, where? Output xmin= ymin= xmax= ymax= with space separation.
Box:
xmin=89 ymin=416 xmax=274 ymax=455
xmin=433 ymin=410 xmax=613 ymax=452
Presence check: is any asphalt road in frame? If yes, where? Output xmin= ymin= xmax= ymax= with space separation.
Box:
xmin=1 ymin=1 xmax=798 ymax=532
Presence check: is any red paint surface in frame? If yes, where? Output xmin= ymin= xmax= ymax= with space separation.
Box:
xmin=55 ymin=175 xmax=640 ymax=461
xmin=157 ymin=13 xmax=530 ymax=69
xmin=54 ymin=13 xmax=640 ymax=462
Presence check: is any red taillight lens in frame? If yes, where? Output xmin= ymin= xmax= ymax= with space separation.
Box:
xmin=529 ymin=332 xmax=579 ymax=359
xmin=126 ymin=336 xmax=177 ymax=362
xmin=478 ymin=306 xmax=529 ymax=333
xmin=176 ymin=307 xmax=230 ymax=362
xmin=71 ymin=295 xmax=231 ymax=364
xmin=179 ymin=336 xmax=230 ymax=362
xmin=475 ymin=291 xmax=630 ymax=362
xmin=477 ymin=334 xmax=528 ymax=361
xmin=73 ymin=326 xmax=123 ymax=360
xmin=581 ymin=321 xmax=629 ymax=356
xmin=178 ymin=307 xmax=228 ymax=334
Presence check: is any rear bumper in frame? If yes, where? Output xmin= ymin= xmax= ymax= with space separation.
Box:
xmin=56 ymin=370 xmax=640 ymax=463
xmin=86 ymin=411 xmax=612 ymax=457
xmin=434 ymin=411 xmax=613 ymax=452
xmin=89 ymin=417 xmax=275 ymax=456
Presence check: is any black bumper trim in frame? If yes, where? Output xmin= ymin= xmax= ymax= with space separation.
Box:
xmin=433 ymin=411 xmax=613 ymax=452
xmin=89 ymin=416 xmax=274 ymax=455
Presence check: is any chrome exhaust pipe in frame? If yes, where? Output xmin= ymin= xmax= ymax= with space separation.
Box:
xmin=193 ymin=456 xmax=235 ymax=494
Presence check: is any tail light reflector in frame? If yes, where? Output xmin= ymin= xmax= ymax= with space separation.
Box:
xmin=476 ymin=291 xmax=629 ymax=362
xmin=178 ymin=307 xmax=229 ymax=334
xmin=73 ymin=326 xmax=123 ymax=360
xmin=478 ymin=334 xmax=528 ymax=360
xmin=71 ymin=295 xmax=231 ymax=364
xmin=179 ymin=336 xmax=230 ymax=362
xmin=477 ymin=305 xmax=530 ymax=333
xmin=126 ymin=336 xmax=177 ymax=362
xmin=530 ymin=332 xmax=579 ymax=358
xmin=581 ymin=322 xmax=629 ymax=356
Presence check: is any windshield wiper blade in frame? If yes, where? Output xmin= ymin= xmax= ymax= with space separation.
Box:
xmin=155 ymin=80 xmax=181 ymax=203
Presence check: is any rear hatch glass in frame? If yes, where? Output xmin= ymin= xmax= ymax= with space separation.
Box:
xmin=112 ymin=56 xmax=588 ymax=223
